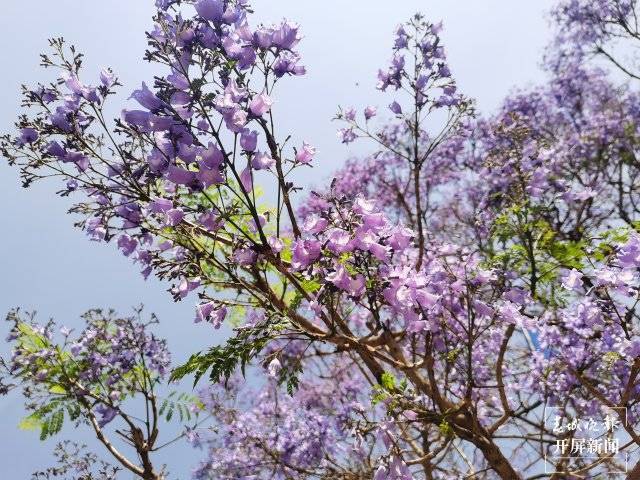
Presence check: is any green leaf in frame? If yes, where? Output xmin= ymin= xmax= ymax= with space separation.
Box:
xmin=49 ymin=410 xmax=64 ymax=436
xmin=371 ymin=384 xmax=389 ymax=406
xmin=49 ymin=385 xmax=66 ymax=395
xmin=381 ymin=372 xmax=396 ymax=391
xmin=171 ymin=316 xmax=289 ymax=387
xmin=39 ymin=418 xmax=50 ymax=441
xmin=159 ymin=399 xmax=169 ymax=416
xmin=19 ymin=414 xmax=42 ymax=431
xmin=438 ymin=419 xmax=454 ymax=437
xmin=158 ymin=391 xmax=200 ymax=423
xmin=300 ymin=279 xmax=320 ymax=294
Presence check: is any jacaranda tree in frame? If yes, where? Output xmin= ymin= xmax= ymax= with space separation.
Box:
xmin=3 ymin=0 xmax=640 ymax=478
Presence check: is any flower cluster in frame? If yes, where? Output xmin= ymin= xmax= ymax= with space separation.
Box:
xmin=532 ymin=233 xmax=640 ymax=420
xmin=376 ymin=14 xmax=460 ymax=108
xmin=1 ymin=1 xmax=318 ymax=332
xmin=191 ymin=358 xmax=384 ymax=479
xmin=5 ymin=1 xmax=640 ymax=479
xmin=337 ymin=14 xmax=465 ymax=146
xmin=549 ymin=0 xmax=637 ymax=75
xmin=6 ymin=309 xmax=170 ymax=428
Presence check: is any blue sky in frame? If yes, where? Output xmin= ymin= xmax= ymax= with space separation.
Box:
xmin=0 ymin=0 xmax=554 ymax=476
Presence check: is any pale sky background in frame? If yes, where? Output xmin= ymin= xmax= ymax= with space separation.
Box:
xmin=0 ymin=0 xmax=554 ymax=477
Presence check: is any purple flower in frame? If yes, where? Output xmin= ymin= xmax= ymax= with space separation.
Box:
xmin=165 ymin=208 xmax=185 ymax=226
xmin=176 ymin=143 xmax=196 ymax=165
xmin=18 ymin=128 xmax=38 ymax=145
xmin=438 ymin=64 xmax=451 ymax=78
xmin=198 ymin=211 xmax=221 ymax=232
xmin=34 ymin=86 xmax=57 ymax=103
xmin=185 ymin=427 xmax=202 ymax=448
xmin=388 ymin=456 xmax=413 ymax=480
xmin=364 ymin=105 xmax=377 ymax=120
xmin=327 ymin=228 xmax=352 ymax=254
xmin=117 ymin=235 xmax=138 ymax=257
xmin=64 ymin=151 xmax=89 ymax=171
xmin=303 ymin=215 xmax=328 ymax=234
xmin=121 ymin=109 xmax=151 ymax=128
xmin=195 ymin=0 xmax=224 ymax=23
xmin=200 ymin=143 xmax=224 ymax=169
xmin=171 ymin=90 xmax=191 ymax=107
xmin=338 ymin=127 xmax=356 ymax=144
xmin=96 ymin=405 xmax=118 ymax=428
xmin=46 ymin=141 xmax=66 ymax=158
xmin=173 ymin=277 xmax=201 ymax=299
xmin=394 ymin=25 xmax=409 ymax=49
xmin=168 ymin=70 xmax=190 ymax=91
xmin=234 ymin=247 xmax=257 ymax=266
xmin=388 ymin=225 xmax=414 ymax=250
xmin=49 ymin=107 xmax=73 ymax=132
xmin=374 ymin=465 xmax=387 ymax=480
xmin=273 ymin=52 xmax=306 ymax=77
xmin=344 ymin=107 xmax=357 ymax=121
xmin=239 ymin=166 xmax=253 ymax=192
xmin=240 ymin=129 xmax=258 ymax=151
xmin=195 ymin=302 xmax=216 ymax=323
xmin=222 ymin=33 xmax=245 ymax=60
xmin=251 ymin=152 xmax=275 ymax=170
xmin=197 ymin=167 xmax=224 ymax=188
xmin=389 ymin=101 xmax=403 ymax=115
xmin=362 ymin=212 xmax=387 ymax=231
xmin=166 ymin=165 xmax=197 ymax=186
xmin=253 ymin=27 xmax=274 ymax=49
xmin=267 ymin=236 xmax=284 ymax=253
xmin=291 ymin=239 xmax=321 ymax=270
xmin=267 ymin=358 xmax=282 ymax=378
xmin=295 ymin=142 xmax=316 ymax=164
xmin=64 ymin=74 xmax=99 ymax=102
xmin=327 ymin=265 xmax=365 ymax=296
xmin=224 ymin=108 xmax=248 ymax=132
xmin=100 ymin=68 xmax=116 ymax=88
xmin=149 ymin=197 xmax=173 ymax=214
xmin=618 ymin=234 xmax=640 ymax=269
xmin=353 ymin=197 xmax=376 ymax=214
xmin=238 ymin=46 xmax=258 ymax=69
xmin=222 ymin=4 xmax=243 ymax=24
xmin=211 ymin=306 xmax=227 ymax=328
xmin=129 ymin=82 xmax=163 ymax=111
xmin=562 ymin=268 xmax=583 ymax=291
xmin=497 ymin=302 xmax=528 ymax=328
xmin=271 ymin=21 xmax=301 ymax=50
xmin=249 ymin=91 xmax=273 ymax=117
xmin=85 ymin=217 xmax=106 ymax=242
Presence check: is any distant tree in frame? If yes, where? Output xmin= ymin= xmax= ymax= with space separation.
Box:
xmin=4 ymin=0 xmax=640 ymax=478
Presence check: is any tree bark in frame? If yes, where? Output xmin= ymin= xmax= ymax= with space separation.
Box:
xmin=627 ymin=460 xmax=640 ymax=480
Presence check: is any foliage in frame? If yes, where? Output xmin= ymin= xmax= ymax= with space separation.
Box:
xmin=4 ymin=0 xmax=640 ymax=478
